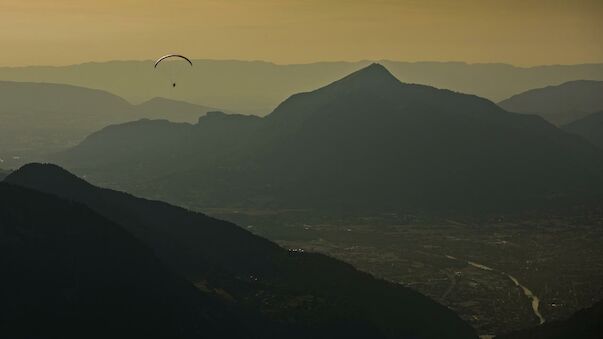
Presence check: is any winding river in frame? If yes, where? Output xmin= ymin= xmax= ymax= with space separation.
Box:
xmin=506 ymin=274 xmax=545 ymax=324
xmin=450 ymin=256 xmax=545 ymax=325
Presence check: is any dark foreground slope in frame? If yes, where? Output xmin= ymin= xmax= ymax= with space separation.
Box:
xmin=498 ymin=300 xmax=603 ymax=339
xmin=498 ymin=80 xmax=603 ymax=125
xmin=563 ymin=111 xmax=603 ymax=149
xmin=0 ymin=168 xmax=9 ymax=180
xmin=4 ymin=163 xmax=477 ymax=339
xmin=0 ymin=183 xmax=254 ymax=339
xmin=58 ymin=64 xmax=603 ymax=212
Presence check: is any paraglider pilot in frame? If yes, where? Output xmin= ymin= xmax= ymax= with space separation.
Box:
xmin=153 ymin=54 xmax=193 ymax=89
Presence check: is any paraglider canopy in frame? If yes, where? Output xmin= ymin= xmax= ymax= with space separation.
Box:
xmin=154 ymin=54 xmax=193 ymax=68
xmin=154 ymin=54 xmax=193 ymax=88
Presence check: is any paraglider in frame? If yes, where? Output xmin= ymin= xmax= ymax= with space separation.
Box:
xmin=154 ymin=54 xmax=193 ymax=88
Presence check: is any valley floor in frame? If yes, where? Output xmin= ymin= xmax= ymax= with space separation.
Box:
xmin=206 ymin=208 xmax=603 ymax=336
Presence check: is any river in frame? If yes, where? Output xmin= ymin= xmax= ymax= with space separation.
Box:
xmin=506 ymin=274 xmax=545 ymax=324
xmin=450 ymin=256 xmax=546 ymax=325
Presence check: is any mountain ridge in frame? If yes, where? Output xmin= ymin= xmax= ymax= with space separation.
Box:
xmin=0 ymin=181 xmax=259 ymax=339
xmin=563 ymin=111 xmax=603 ymax=149
xmin=0 ymin=80 xmax=231 ymax=168
xmin=56 ymin=64 xmax=603 ymax=212
xmin=2 ymin=60 xmax=602 ymax=115
xmin=498 ymin=80 xmax=603 ymax=125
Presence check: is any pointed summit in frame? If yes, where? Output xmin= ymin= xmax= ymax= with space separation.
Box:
xmin=267 ymin=63 xmax=402 ymax=121
xmin=344 ymin=63 xmax=398 ymax=80
xmin=327 ymin=63 xmax=401 ymax=90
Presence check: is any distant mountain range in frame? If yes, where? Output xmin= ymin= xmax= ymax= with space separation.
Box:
xmin=56 ymin=64 xmax=603 ymax=212
xmin=2 ymin=163 xmax=477 ymax=339
xmin=499 ymin=300 xmax=602 ymax=339
xmin=498 ymin=80 xmax=603 ymax=125
xmin=135 ymin=96 xmax=232 ymax=122
xmin=1 ymin=60 xmax=602 ymax=115
xmin=0 ymin=81 xmax=223 ymax=167
xmin=563 ymin=111 xmax=603 ymax=149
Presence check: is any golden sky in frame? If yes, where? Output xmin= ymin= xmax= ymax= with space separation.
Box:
xmin=1 ymin=0 xmax=602 ymax=66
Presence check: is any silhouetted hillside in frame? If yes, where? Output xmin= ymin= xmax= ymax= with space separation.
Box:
xmin=0 ymin=81 xmax=224 ymax=168
xmin=563 ymin=111 xmax=603 ymax=149
xmin=498 ymin=80 xmax=603 ymax=125
xmin=0 ymin=183 xmax=256 ymax=339
xmin=61 ymin=111 xmax=262 ymax=181
xmin=5 ymin=163 xmax=477 ymax=339
xmin=57 ymin=64 xmax=603 ymax=212
xmin=0 ymin=168 xmax=9 ymax=180
xmin=498 ymin=300 xmax=603 ymax=339
xmin=1 ymin=60 xmax=602 ymax=115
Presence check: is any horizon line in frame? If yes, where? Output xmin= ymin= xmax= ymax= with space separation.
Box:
xmin=2 ymin=58 xmax=603 ymax=70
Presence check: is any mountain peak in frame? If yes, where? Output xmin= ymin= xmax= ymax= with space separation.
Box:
xmin=363 ymin=62 xmax=392 ymax=74
xmin=266 ymin=63 xmax=410 ymax=121
xmin=10 ymin=163 xmax=75 ymax=179
xmin=331 ymin=63 xmax=401 ymax=89
xmin=5 ymin=163 xmax=93 ymax=193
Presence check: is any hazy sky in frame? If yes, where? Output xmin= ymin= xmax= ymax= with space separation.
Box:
xmin=1 ymin=0 xmax=602 ymax=66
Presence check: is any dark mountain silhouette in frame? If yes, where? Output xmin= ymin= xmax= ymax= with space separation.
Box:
xmin=57 ymin=64 xmax=603 ymax=212
xmin=498 ymin=80 xmax=603 ymax=125
xmin=1 ymin=60 xmax=602 ymax=115
xmin=5 ymin=163 xmax=477 ymax=339
xmin=60 ymin=111 xmax=262 ymax=183
xmin=498 ymin=300 xmax=603 ymax=339
xmin=563 ymin=111 xmax=603 ymax=149
xmin=0 ymin=81 xmax=225 ymax=168
xmin=0 ymin=168 xmax=9 ymax=180
xmin=0 ymin=183 xmax=259 ymax=339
